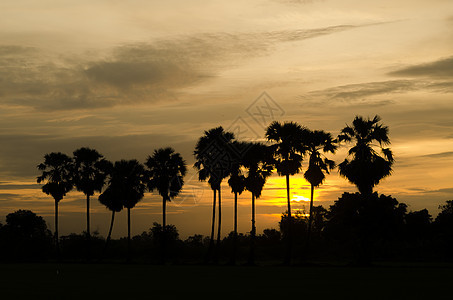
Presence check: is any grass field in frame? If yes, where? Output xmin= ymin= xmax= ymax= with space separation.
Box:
xmin=1 ymin=263 xmax=453 ymax=299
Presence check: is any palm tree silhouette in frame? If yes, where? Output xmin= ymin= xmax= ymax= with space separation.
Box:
xmin=338 ymin=115 xmax=394 ymax=196
xmin=194 ymin=126 xmax=235 ymax=262
xmin=243 ymin=142 xmax=273 ymax=265
xmin=145 ymin=147 xmax=187 ymax=262
xmin=265 ymin=121 xmax=308 ymax=264
xmin=37 ymin=152 xmax=73 ymax=258
xmin=72 ymin=147 xmax=109 ymax=260
xmin=100 ymin=160 xmax=145 ymax=262
xmin=227 ymin=142 xmax=247 ymax=264
xmin=303 ymin=130 xmax=337 ymax=249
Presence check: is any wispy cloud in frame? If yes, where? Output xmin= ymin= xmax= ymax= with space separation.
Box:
xmin=389 ymin=56 xmax=453 ymax=78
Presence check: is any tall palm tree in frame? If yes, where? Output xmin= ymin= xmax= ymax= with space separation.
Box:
xmin=145 ymin=147 xmax=187 ymax=229
xmin=265 ymin=121 xmax=308 ymax=219
xmin=265 ymin=121 xmax=308 ymax=264
xmin=103 ymin=159 xmax=146 ymax=262
xmin=194 ymin=126 xmax=235 ymax=261
xmin=72 ymin=147 xmax=109 ymax=260
xmin=227 ymin=142 xmax=247 ymax=264
xmin=338 ymin=115 xmax=394 ymax=196
xmin=37 ymin=152 xmax=73 ymax=257
xmin=243 ymin=142 xmax=273 ymax=265
xmin=303 ymin=130 xmax=337 ymax=247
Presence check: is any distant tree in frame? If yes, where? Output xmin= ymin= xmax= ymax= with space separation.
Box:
xmin=145 ymin=147 xmax=186 ymax=262
xmin=145 ymin=147 xmax=187 ymax=230
xmin=338 ymin=115 xmax=394 ymax=196
xmin=194 ymin=126 xmax=235 ymax=261
xmin=72 ymin=147 xmax=109 ymax=260
xmin=303 ymin=129 xmax=336 ymax=248
xmin=434 ymin=200 xmax=453 ymax=253
xmin=37 ymin=152 xmax=73 ymax=257
xmin=266 ymin=121 xmax=308 ymax=264
xmin=243 ymin=142 xmax=273 ymax=265
xmin=1 ymin=210 xmax=52 ymax=260
xmin=405 ymin=209 xmax=432 ymax=242
xmin=99 ymin=160 xmax=145 ymax=262
xmin=227 ymin=141 xmax=247 ymax=264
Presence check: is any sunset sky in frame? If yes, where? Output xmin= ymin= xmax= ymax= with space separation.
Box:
xmin=1 ymin=0 xmax=453 ymax=238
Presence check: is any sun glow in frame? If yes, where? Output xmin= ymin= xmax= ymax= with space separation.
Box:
xmin=291 ymin=195 xmax=310 ymax=202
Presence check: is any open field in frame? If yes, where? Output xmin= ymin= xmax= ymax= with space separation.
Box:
xmin=1 ymin=263 xmax=453 ymax=299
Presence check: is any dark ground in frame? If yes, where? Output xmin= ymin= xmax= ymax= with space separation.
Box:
xmin=1 ymin=262 xmax=453 ymax=299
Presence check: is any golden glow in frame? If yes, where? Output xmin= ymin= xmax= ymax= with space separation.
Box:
xmin=292 ymin=195 xmax=310 ymax=202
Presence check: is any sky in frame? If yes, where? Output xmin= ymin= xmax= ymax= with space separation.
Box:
xmin=1 ymin=0 xmax=453 ymax=238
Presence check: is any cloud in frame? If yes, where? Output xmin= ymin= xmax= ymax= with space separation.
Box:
xmin=389 ymin=56 xmax=453 ymax=78
xmin=0 ymin=23 xmax=378 ymax=111
xmin=421 ymin=151 xmax=453 ymax=159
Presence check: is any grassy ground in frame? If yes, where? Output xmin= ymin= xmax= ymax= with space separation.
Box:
xmin=1 ymin=262 xmax=453 ymax=299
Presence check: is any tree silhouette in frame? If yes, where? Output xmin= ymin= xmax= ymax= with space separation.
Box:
xmin=243 ymin=142 xmax=273 ymax=265
xmin=145 ymin=147 xmax=187 ymax=262
xmin=194 ymin=126 xmax=235 ymax=262
xmin=37 ymin=152 xmax=73 ymax=258
xmin=303 ymin=130 xmax=336 ymax=249
xmin=338 ymin=115 xmax=394 ymax=196
xmin=72 ymin=147 xmax=109 ymax=260
xmin=227 ymin=141 xmax=247 ymax=264
xmin=266 ymin=121 xmax=308 ymax=263
xmin=100 ymin=159 xmax=145 ymax=262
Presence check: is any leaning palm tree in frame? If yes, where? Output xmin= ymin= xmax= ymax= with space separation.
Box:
xmin=265 ymin=121 xmax=308 ymax=264
xmin=104 ymin=160 xmax=146 ymax=262
xmin=303 ymin=130 xmax=337 ymax=247
xmin=37 ymin=152 xmax=73 ymax=257
xmin=338 ymin=115 xmax=394 ymax=196
xmin=72 ymin=147 xmax=109 ymax=260
xmin=145 ymin=147 xmax=187 ymax=258
xmin=243 ymin=142 xmax=273 ymax=265
xmin=194 ymin=126 xmax=235 ymax=261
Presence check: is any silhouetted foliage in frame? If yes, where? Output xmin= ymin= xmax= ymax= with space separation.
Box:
xmin=338 ymin=115 xmax=394 ymax=195
xmin=0 ymin=210 xmax=52 ymax=261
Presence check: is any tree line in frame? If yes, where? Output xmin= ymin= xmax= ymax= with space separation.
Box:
xmin=2 ymin=115 xmax=451 ymax=264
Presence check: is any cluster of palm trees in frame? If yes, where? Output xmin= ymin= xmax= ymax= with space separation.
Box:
xmin=37 ymin=115 xmax=394 ymax=263
xmin=37 ymin=147 xmax=186 ymax=261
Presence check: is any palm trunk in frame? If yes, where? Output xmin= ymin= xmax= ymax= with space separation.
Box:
xmin=248 ymin=193 xmax=256 ymax=265
xmin=100 ymin=210 xmax=115 ymax=261
xmin=232 ymin=191 xmax=238 ymax=264
xmin=55 ymin=199 xmax=60 ymax=260
xmin=306 ymin=184 xmax=315 ymax=254
xmin=284 ymin=174 xmax=292 ymax=265
xmin=216 ymin=187 xmax=222 ymax=251
xmin=127 ymin=207 xmax=131 ymax=263
xmin=206 ymin=189 xmax=216 ymax=262
xmin=86 ymin=194 xmax=91 ymax=261
xmin=162 ymin=196 xmax=167 ymax=264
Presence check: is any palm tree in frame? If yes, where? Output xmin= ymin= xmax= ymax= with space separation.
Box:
xmin=72 ymin=147 xmax=109 ymax=260
xmin=338 ymin=115 xmax=394 ymax=196
xmin=37 ymin=152 xmax=73 ymax=257
xmin=243 ymin=142 xmax=273 ymax=265
xmin=145 ymin=147 xmax=187 ymax=262
xmin=194 ymin=126 xmax=235 ymax=261
xmin=102 ymin=159 xmax=146 ymax=262
xmin=227 ymin=142 xmax=247 ymax=264
xmin=303 ymin=130 xmax=337 ymax=248
xmin=265 ymin=121 xmax=308 ymax=264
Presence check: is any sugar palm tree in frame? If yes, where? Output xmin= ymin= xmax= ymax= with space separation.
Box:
xmin=37 ymin=152 xmax=73 ymax=257
xmin=243 ymin=142 xmax=273 ymax=265
xmin=72 ymin=147 xmax=109 ymax=260
xmin=265 ymin=121 xmax=308 ymax=264
xmin=227 ymin=142 xmax=247 ymax=264
xmin=145 ymin=147 xmax=187 ymax=229
xmin=194 ymin=126 xmax=235 ymax=261
xmin=303 ymin=130 xmax=337 ymax=247
xmin=102 ymin=159 xmax=145 ymax=262
xmin=338 ymin=115 xmax=394 ymax=196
